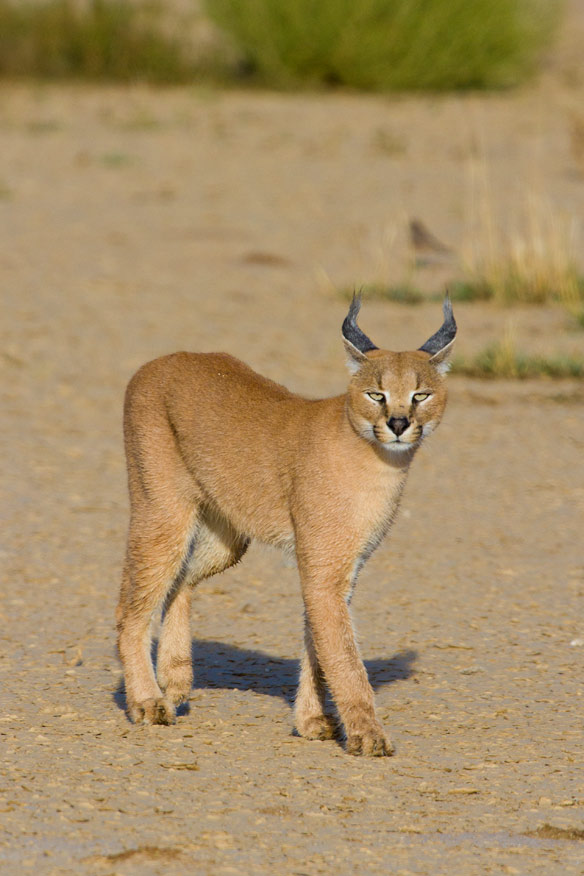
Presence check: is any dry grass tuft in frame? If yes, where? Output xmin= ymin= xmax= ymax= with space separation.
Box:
xmin=462 ymin=157 xmax=584 ymax=316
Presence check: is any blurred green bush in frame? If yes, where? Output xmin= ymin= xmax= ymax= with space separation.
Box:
xmin=205 ymin=0 xmax=561 ymax=90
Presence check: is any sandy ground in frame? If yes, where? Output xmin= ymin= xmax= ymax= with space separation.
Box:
xmin=1 ymin=63 xmax=584 ymax=876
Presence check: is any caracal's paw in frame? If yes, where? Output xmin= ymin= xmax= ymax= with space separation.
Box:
xmin=296 ymin=713 xmax=337 ymax=741
xmin=346 ymin=722 xmax=394 ymax=757
xmin=158 ymin=674 xmax=192 ymax=708
xmin=157 ymin=662 xmax=193 ymax=707
xmin=163 ymin=684 xmax=192 ymax=708
xmin=129 ymin=697 xmax=176 ymax=726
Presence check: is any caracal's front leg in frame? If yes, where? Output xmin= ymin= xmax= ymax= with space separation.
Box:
xmin=295 ymin=615 xmax=337 ymax=741
xmin=298 ymin=557 xmax=393 ymax=757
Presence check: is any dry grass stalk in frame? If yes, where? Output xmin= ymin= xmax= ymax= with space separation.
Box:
xmin=462 ymin=156 xmax=582 ymax=311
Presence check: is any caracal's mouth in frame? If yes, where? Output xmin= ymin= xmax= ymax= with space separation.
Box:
xmin=374 ymin=433 xmax=418 ymax=452
xmin=386 ymin=438 xmax=417 ymax=452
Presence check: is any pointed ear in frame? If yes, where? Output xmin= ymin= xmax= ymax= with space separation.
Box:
xmin=419 ymin=293 xmax=457 ymax=374
xmin=343 ymin=337 xmax=369 ymax=374
xmin=341 ymin=292 xmax=378 ymax=373
xmin=428 ymin=337 xmax=456 ymax=374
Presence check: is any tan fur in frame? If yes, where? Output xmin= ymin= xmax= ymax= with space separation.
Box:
xmin=116 ymin=302 xmax=455 ymax=756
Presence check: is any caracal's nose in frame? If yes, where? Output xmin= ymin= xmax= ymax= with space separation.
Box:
xmin=387 ymin=416 xmax=409 ymax=437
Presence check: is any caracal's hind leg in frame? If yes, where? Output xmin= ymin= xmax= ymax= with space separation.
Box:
xmin=117 ymin=385 xmax=202 ymax=726
xmin=295 ymin=616 xmax=337 ymax=741
xmin=156 ymin=582 xmax=194 ymax=709
xmin=156 ymin=509 xmax=249 ymax=707
xmin=117 ymin=497 xmax=198 ymax=726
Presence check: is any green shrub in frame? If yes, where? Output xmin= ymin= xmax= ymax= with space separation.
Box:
xmin=452 ymin=334 xmax=584 ymax=379
xmin=448 ymin=273 xmax=584 ymax=309
xmin=339 ymin=283 xmax=424 ymax=304
xmin=0 ymin=0 xmax=198 ymax=82
xmin=205 ymin=0 xmax=561 ymax=90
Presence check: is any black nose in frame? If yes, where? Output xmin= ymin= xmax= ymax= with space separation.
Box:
xmin=388 ymin=416 xmax=409 ymax=437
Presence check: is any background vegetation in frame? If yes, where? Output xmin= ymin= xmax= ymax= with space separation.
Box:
xmin=205 ymin=0 xmax=561 ymax=91
xmin=0 ymin=0 xmax=200 ymax=82
xmin=452 ymin=326 xmax=584 ymax=379
xmin=0 ymin=0 xmax=562 ymax=89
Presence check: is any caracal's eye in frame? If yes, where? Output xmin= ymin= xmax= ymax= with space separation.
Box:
xmin=366 ymin=391 xmax=385 ymax=403
xmin=413 ymin=392 xmax=431 ymax=403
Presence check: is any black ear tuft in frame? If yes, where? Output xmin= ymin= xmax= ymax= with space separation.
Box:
xmin=418 ymin=293 xmax=457 ymax=356
xmin=342 ymin=292 xmax=378 ymax=354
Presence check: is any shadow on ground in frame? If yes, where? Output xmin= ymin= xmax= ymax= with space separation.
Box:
xmin=114 ymin=640 xmax=417 ymax=714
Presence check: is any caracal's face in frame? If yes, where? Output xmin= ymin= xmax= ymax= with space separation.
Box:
xmin=347 ymin=350 xmax=448 ymax=453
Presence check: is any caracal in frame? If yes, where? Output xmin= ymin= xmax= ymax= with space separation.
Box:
xmin=117 ymin=295 xmax=456 ymax=756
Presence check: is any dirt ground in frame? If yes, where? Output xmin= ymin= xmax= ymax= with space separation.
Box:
xmin=2 ymin=37 xmax=584 ymax=876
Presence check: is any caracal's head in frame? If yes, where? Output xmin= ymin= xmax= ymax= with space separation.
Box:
xmin=342 ymin=294 xmax=457 ymax=454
